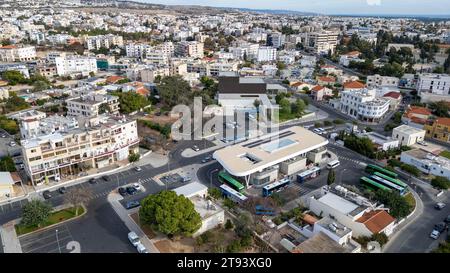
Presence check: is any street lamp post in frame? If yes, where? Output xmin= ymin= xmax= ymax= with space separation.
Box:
xmin=55 ymin=229 xmax=61 ymax=253
xmin=210 ymin=168 xmax=219 ymax=188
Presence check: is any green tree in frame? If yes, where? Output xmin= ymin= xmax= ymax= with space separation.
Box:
xmin=327 ymin=169 xmax=336 ymax=185
xmin=1 ymin=70 xmax=26 ymax=85
xmin=0 ymin=116 xmax=19 ymax=134
xmin=112 ymin=92 xmax=149 ymax=114
xmin=371 ymin=233 xmax=389 ymax=247
xmin=207 ymin=187 xmax=221 ymax=200
xmin=279 ymin=98 xmax=291 ymax=114
xmin=431 ymin=176 xmax=450 ymax=190
xmin=128 ymin=153 xmax=140 ymax=163
xmin=0 ymin=156 xmax=16 ymax=172
xmin=400 ymin=163 xmax=420 ymax=177
xmin=21 ymin=200 xmax=52 ymax=228
xmin=139 ymin=190 xmax=202 ymax=237
xmin=2 ymin=93 xmax=30 ymax=113
xmin=374 ymin=190 xmax=412 ymax=219
xmin=225 ymin=219 xmax=234 ymax=230
xmin=157 ymin=75 xmax=192 ymax=107
xmin=33 ymin=80 xmax=50 ymax=92
xmin=428 ymin=101 xmax=450 ymax=118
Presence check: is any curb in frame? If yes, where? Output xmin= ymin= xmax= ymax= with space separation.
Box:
xmin=16 ymin=204 xmax=88 ymax=238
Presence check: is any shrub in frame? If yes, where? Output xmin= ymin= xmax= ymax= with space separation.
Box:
xmin=225 ymin=219 xmax=234 ymax=230
xmin=431 ymin=176 xmax=450 ymax=190
xmin=400 ymin=163 xmax=421 ymax=177
xmin=226 ymin=239 xmax=242 ymax=253
xmin=333 ymin=119 xmax=344 ymax=124
xmin=208 ymin=188 xmax=222 ymax=200
xmin=323 ymin=120 xmax=333 ymax=127
xmin=223 ymin=198 xmax=236 ymax=209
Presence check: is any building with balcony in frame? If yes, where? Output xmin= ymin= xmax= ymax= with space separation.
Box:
xmin=20 ymin=115 xmax=139 ymax=185
xmin=338 ymin=89 xmax=390 ymax=123
xmin=424 ymin=117 xmax=450 ymax=143
xmin=66 ymin=94 xmax=120 ymax=117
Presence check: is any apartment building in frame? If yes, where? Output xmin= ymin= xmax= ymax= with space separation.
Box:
xmin=175 ymin=41 xmax=204 ymax=58
xmin=424 ymin=117 xmax=450 ymax=143
xmin=0 ymin=45 xmax=36 ymax=62
xmin=416 ymin=74 xmax=450 ymax=103
xmin=400 ymin=148 xmax=450 ymax=179
xmin=338 ymin=89 xmax=390 ymax=122
xmin=305 ymin=31 xmax=339 ymax=55
xmin=267 ymin=32 xmax=285 ymax=49
xmin=366 ymin=74 xmax=399 ymax=89
xmin=84 ymin=34 xmax=124 ymax=51
xmin=66 ymin=94 xmax=120 ymax=117
xmin=55 ymin=55 xmax=98 ymax=76
xmin=392 ymin=125 xmax=426 ymax=146
xmin=21 ymin=115 xmax=139 ymax=185
xmin=257 ymin=46 xmax=277 ymax=62
xmin=125 ymin=43 xmax=149 ymax=58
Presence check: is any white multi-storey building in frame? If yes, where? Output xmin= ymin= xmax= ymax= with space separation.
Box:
xmin=257 ymin=46 xmax=277 ymax=62
xmin=339 ymin=89 xmax=390 ymax=123
xmin=305 ymin=31 xmax=339 ymax=55
xmin=21 ymin=115 xmax=139 ymax=185
xmin=416 ymin=74 xmax=450 ymax=103
xmin=84 ymin=34 xmax=123 ymax=51
xmin=55 ymin=55 xmax=97 ymax=76
xmin=366 ymin=74 xmax=399 ymax=89
xmin=125 ymin=43 xmax=149 ymax=58
xmin=0 ymin=45 xmax=36 ymax=62
xmin=66 ymin=94 xmax=120 ymax=117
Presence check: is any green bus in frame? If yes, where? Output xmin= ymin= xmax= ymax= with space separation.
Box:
xmin=360 ymin=177 xmax=392 ymax=192
xmin=365 ymin=164 xmax=398 ymax=179
xmin=218 ymin=171 xmax=245 ymax=192
xmin=373 ymin=172 xmax=407 ymax=189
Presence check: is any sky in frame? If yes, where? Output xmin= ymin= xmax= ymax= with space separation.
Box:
xmin=138 ymin=0 xmax=450 ymax=16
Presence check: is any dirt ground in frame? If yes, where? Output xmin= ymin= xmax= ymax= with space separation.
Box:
xmin=130 ymin=212 xmax=157 ymax=239
xmin=154 ymin=238 xmax=196 ymax=253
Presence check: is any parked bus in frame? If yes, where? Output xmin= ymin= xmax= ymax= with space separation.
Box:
xmin=255 ymin=205 xmax=275 ymax=216
xmin=373 ymin=172 xmax=407 ymax=189
xmin=360 ymin=177 xmax=392 ymax=192
xmin=365 ymin=164 xmax=398 ymax=179
xmin=219 ymin=184 xmax=248 ymax=203
xmin=297 ymin=167 xmax=321 ymax=183
xmin=327 ymin=160 xmax=340 ymax=169
xmin=370 ymin=175 xmax=407 ymax=195
xmin=262 ymin=178 xmax=291 ymax=197
xmin=218 ymin=171 xmax=245 ymax=192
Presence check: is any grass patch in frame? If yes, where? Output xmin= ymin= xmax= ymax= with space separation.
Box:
xmin=15 ymin=206 xmax=85 ymax=236
xmin=404 ymin=192 xmax=416 ymax=210
xmin=440 ymin=150 xmax=450 ymax=160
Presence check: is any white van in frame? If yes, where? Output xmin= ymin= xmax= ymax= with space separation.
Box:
xmin=136 ymin=242 xmax=149 ymax=253
xmin=327 ymin=160 xmax=340 ymax=169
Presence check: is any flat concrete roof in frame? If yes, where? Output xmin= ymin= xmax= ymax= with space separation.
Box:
xmin=318 ymin=192 xmax=359 ymax=215
xmin=173 ymin=182 xmax=208 ymax=199
xmin=213 ymin=126 xmax=328 ymax=177
xmin=393 ymin=124 xmax=425 ymax=135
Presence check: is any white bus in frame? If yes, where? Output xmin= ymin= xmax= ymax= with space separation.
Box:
xmin=327 ymin=160 xmax=340 ymax=169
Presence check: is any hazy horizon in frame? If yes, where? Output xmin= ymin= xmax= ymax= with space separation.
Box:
xmin=135 ymin=0 xmax=450 ymax=16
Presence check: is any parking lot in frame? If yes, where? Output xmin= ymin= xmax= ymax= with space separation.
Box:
xmin=19 ymin=224 xmax=74 ymax=253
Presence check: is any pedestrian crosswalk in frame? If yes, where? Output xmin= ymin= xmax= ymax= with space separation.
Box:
xmin=287 ymin=183 xmax=312 ymax=196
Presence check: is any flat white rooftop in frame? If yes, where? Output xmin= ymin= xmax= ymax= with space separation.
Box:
xmin=173 ymin=182 xmax=208 ymax=199
xmin=317 ymin=192 xmax=359 ymax=215
xmin=393 ymin=124 xmax=425 ymax=135
xmin=213 ymin=126 xmax=328 ymax=177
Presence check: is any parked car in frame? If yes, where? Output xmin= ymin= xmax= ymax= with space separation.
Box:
xmin=181 ymin=176 xmax=192 ymax=183
xmin=136 ymin=242 xmax=148 ymax=253
xmin=19 ymin=164 xmax=24 ymax=170
xmin=58 ymin=187 xmax=67 ymax=194
xmin=126 ymin=186 xmax=137 ymax=195
xmin=445 ymin=215 xmax=450 ymax=224
xmin=118 ymin=187 xmax=127 ymax=196
xmin=135 ymin=166 xmax=142 ymax=172
xmin=43 ymin=190 xmax=52 ymax=199
xmin=133 ymin=183 xmax=142 ymax=191
xmin=1 ymin=134 xmax=6 ymax=138
xmin=434 ymin=222 xmax=447 ymax=233
xmin=88 ymin=178 xmax=97 ymax=184
xmin=192 ymin=145 xmax=200 ymax=151
xmin=126 ymin=200 xmax=140 ymax=210
xmin=128 ymin=232 xmax=140 ymax=247
xmin=435 ymin=202 xmax=446 ymax=210
xmin=430 ymin=229 xmax=440 ymax=240
xmin=9 ymin=141 xmax=16 ymax=147
xmin=101 ymin=176 xmax=109 ymax=181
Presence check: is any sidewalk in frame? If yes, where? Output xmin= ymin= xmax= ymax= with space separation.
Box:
xmin=0 ymin=220 xmax=22 ymax=253
xmin=107 ymin=192 xmax=159 ymax=253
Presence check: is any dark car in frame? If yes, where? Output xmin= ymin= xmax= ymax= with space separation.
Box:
xmin=43 ymin=190 xmax=52 ymax=199
xmin=435 ymin=222 xmax=447 ymax=233
xmin=445 ymin=215 xmax=450 ymax=224
xmin=125 ymin=201 xmax=140 ymax=210
xmin=58 ymin=187 xmax=67 ymax=194
xmin=126 ymin=186 xmax=137 ymax=195
xmin=89 ymin=178 xmax=97 ymax=184
xmin=101 ymin=176 xmax=109 ymax=181
xmin=118 ymin=187 xmax=127 ymax=196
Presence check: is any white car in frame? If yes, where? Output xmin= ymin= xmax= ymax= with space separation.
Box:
xmin=133 ymin=183 xmax=142 ymax=191
xmin=128 ymin=232 xmax=141 ymax=247
xmin=9 ymin=141 xmax=16 ymax=147
xmin=430 ymin=230 xmax=440 ymax=240
xmin=135 ymin=166 xmax=142 ymax=172
xmin=136 ymin=242 xmax=148 ymax=253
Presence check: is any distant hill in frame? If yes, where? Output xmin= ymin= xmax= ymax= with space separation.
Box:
xmin=233 ymin=8 xmax=319 ymax=16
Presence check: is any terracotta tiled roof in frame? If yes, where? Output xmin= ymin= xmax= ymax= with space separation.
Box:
xmin=409 ymin=116 xmax=428 ymax=125
xmin=106 ymin=75 xmax=125 ymax=84
xmin=318 ymin=76 xmax=335 ymax=83
xmin=435 ymin=117 xmax=450 ymax=127
xmin=343 ymin=51 xmax=360 ymax=56
xmin=0 ymin=45 xmax=16 ymax=49
xmin=383 ymin=91 xmax=402 ymax=99
xmin=405 ymin=106 xmax=432 ymax=117
xmin=356 ymin=210 xmax=395 ymax=234
xmin=312 ymin=85 xmax=325 ymax=92
xmin=343 ymin=81 xmax=365 ymax=89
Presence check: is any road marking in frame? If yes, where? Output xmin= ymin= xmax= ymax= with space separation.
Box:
xmin=24 ymin=235 xmax=73 ymax=253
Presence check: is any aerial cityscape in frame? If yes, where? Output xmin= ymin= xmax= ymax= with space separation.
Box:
xmin=0 ymin=0 xmax=449 ymax=256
